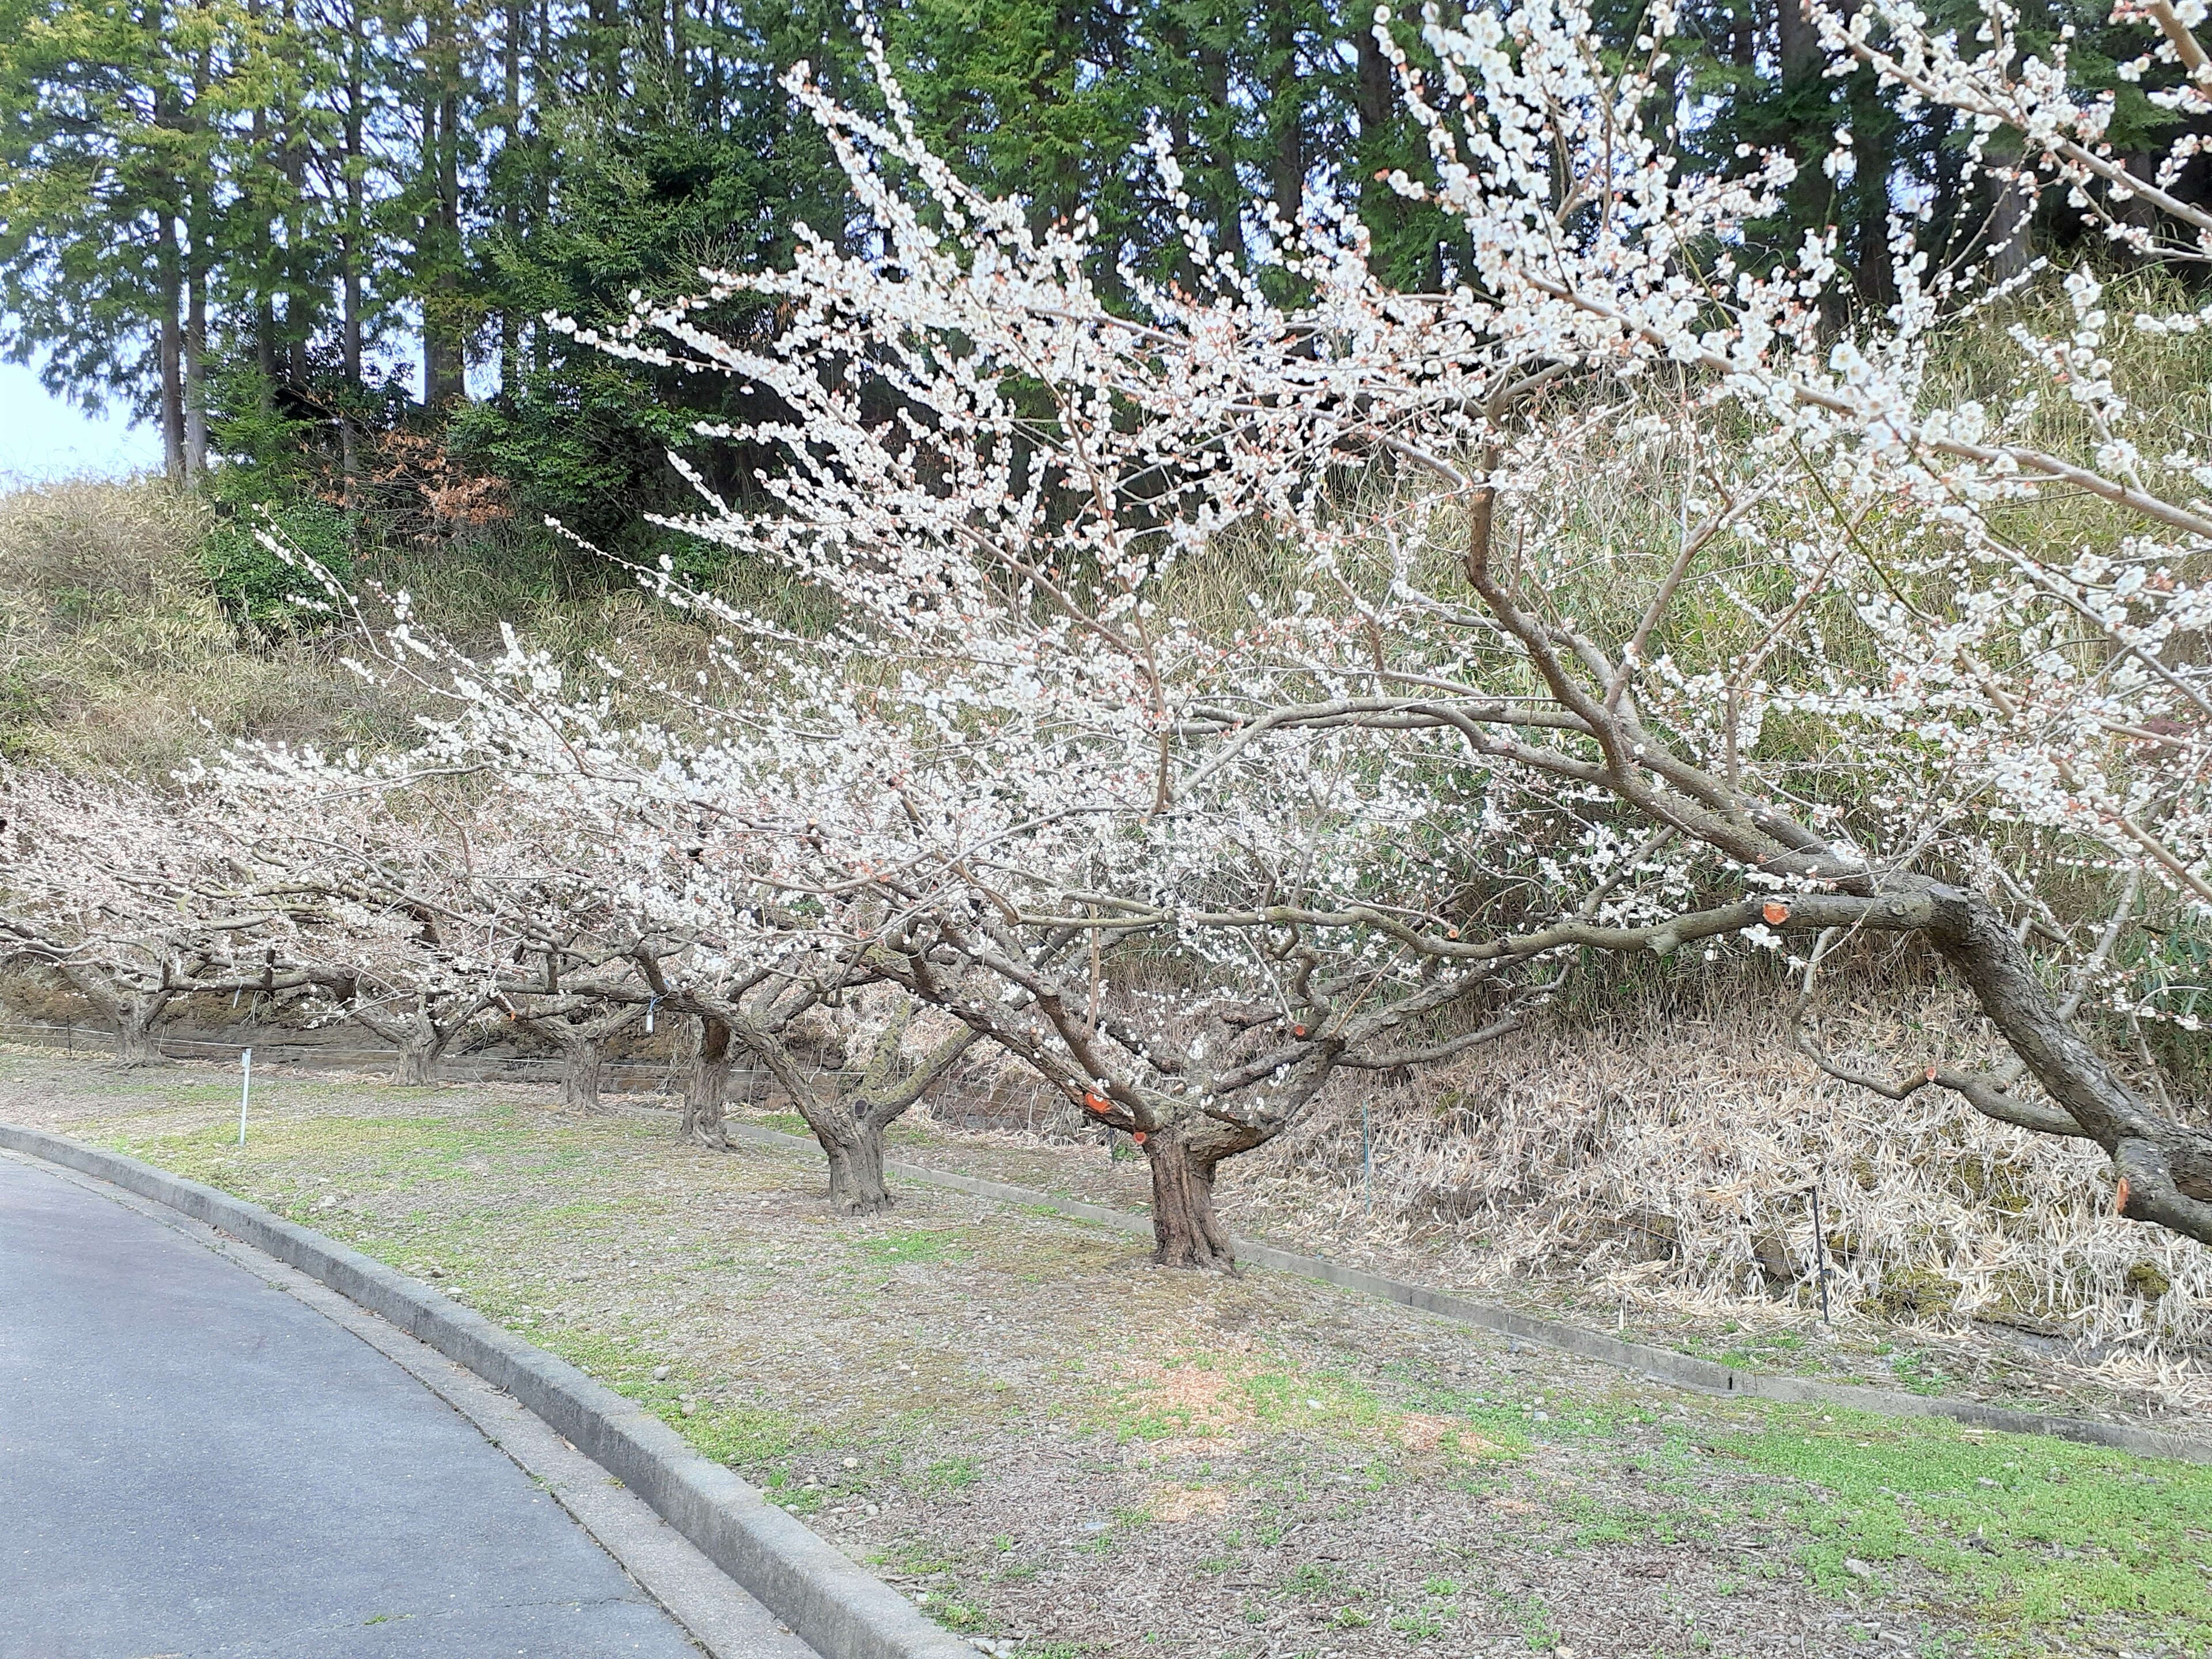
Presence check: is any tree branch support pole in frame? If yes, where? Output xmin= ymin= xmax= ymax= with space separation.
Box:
xmin=1362 ymin=1096 xmax=1372 ymax=1217
xmin=1808 ymin=1181 xmax=1829 ymax=1324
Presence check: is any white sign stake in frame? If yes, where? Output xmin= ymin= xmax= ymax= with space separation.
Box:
xmin=237 ymin=1048 xmax=253 ymax=1146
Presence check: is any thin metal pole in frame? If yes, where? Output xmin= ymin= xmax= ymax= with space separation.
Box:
xmin=1809 ymin=1182 xmax=1831 ymax=1324
xmin=237 ymin=1048 xmax=253 ymax=1146
xmin=1362 ymin=1098 xmax=1372 ymax=1215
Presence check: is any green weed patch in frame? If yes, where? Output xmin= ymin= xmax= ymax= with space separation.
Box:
xmin=1724 ymin=1408 xmax=2212 ymax=1647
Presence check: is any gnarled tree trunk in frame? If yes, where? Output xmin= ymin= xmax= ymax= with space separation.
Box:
xmin=715 ymin=988 xmax=980 ymax=1217
xmin=681 ymin=1015 xmax=734 ymax=1149
xmin=114 ymin=994 xmax=172 ymax=1067
xmin=556 ymin=1035 xmax=604 ymax=1111
xmin=1146 ymin=1123 xmax=1235 ymax=1269
xmin=514 ymin=1000 xmax=639 ymax=1114
xmin=820 ymin=1118 xmax=893 ymax=1215
xmin=1919 ymin=881 xmax=2212 ymax=1241
xmin=393 ymin=1028 xmax=442 ymax=1086
xmin=352 ymin=994 xmax=475 ymax=1088
xmin=52 ymin=966 xmax=172 ymax=1067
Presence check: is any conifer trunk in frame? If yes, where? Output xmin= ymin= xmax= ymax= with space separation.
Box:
xmin=340 ymin=22 xmax=364 ymax=506
xmin=157 ymin=218 xmax=185 ymax=480
xmin=184 ymin=214 xmax=207 ymax=480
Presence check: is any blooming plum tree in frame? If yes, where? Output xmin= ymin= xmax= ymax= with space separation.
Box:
xmin=184 ymin=0 xmax=2212 ymax=1264
xmin=190 ymin=758 xmax=530 ymax=1087
xmin=0 ymin=770 xmax=320 ymax=1063
xmin=543 ymin=0 xmax=2212 ymax=1248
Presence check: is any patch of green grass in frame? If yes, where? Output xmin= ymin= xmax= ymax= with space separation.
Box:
xmin=1084 ymin=1351 xmax=1245 ymax=1444
xmin=1889 ymin=1351 xmax=1948 ymax=1396
xmin=887 ymin=1542 xmax=963 ymax=1577
xmin=1555 ymin=1490 xmax=1689 ymax=1549
xmin=677 ymin=1403 xmax=808 ymax=1469
xmin=1240 ymin=1364 xmax=1389 ymax=1432
xmin=855 ymin=1228 xmax=963 ymax=1267
xmin=103 ymin=1105 xmax=616 ymax=1202
xmin=1408 ymin=1373 xmax=1642 ymax=1451
xmin=1487 ymin=1588 xmax=1559 ymax=1652
xmin=529 ymin=1327 xmax=805 ymax=1468
xmin=922 ymin=1455 xmax=982 ymax=1490
xmin=1724 ymin=1407 xmax=2212 ymax=1647
xmin=764 ymin=1467 xmax=824 ymax=1514
xmin=926 ymin=1595 xmax=988 ymax=1631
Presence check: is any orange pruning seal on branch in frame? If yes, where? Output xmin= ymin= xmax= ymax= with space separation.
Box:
xmin=1762 ymin=901 xmax=1791 ymax=925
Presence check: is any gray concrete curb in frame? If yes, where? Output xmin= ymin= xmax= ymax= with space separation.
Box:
xmin=0 ymin=1124 xmax=974 ymax=1659
xmin=722 ymin=1124 xmax=2212 ymax=1468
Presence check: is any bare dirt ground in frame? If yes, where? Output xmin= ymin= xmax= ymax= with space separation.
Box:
xmin=6 ymin=1049 xmax=2208 ymax=1659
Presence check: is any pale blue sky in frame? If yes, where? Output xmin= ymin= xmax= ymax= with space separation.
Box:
xmin=0 ymin=359 xmax=165 ymax=483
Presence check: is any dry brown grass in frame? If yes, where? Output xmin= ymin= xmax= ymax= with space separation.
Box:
xmin=0 ymin=477 xmax=728 ymax=779
xmin=0 ymin=477 xmax=417 ymax=776
xmin=1227 ymin=994 xmax=2212 ymax=1401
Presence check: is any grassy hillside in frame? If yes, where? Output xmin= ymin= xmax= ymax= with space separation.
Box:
xmin=0 ymin=475 xmax=717 ymax=778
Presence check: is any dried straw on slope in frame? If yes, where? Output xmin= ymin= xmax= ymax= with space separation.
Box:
xmin=1226 ymin=1002 xmax=2207 ymax=1388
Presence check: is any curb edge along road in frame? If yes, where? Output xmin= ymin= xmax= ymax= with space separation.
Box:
xmin=0 ymin=1124 xmax=976 ymax=1659
xmin=718 ymin=1126 xmax=2212 ymax=1469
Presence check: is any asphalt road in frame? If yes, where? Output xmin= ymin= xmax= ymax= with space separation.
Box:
xmin=0 ymin=1154 xmax=714 ymax=1658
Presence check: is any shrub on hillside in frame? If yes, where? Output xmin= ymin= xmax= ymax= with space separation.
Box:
xmin=201 ymin=494 xmax=355 ymax=634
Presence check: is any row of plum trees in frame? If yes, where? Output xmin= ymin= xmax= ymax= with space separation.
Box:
xmin=7 ymin=0 xmax=2212 ymax=1265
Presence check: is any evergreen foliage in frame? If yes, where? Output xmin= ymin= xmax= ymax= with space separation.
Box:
xmin=3 ymin=0 xmax=2205 ymax=556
